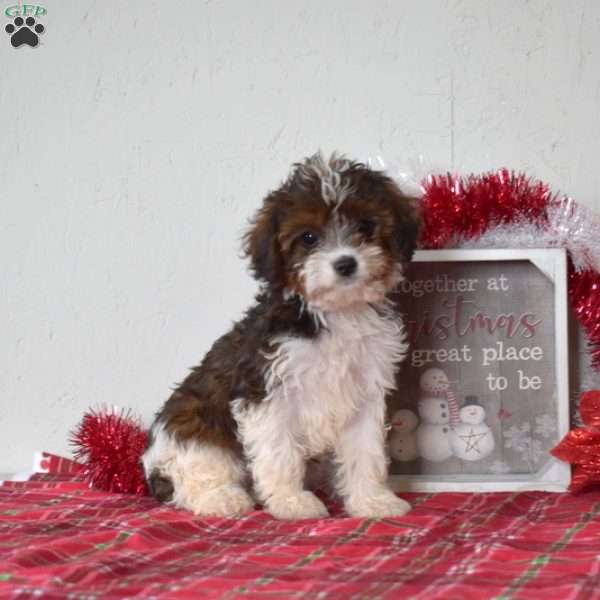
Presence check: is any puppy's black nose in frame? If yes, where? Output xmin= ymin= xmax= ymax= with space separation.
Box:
xmin=333 ymin=255 xmax=358 ymax=277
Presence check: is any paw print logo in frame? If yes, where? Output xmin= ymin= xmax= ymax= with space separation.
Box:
xmin=5 ymin=16 xmax=45 ymax=48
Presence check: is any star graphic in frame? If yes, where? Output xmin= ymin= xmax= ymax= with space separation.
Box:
xmin=458 ymin=428 xmax=488 ymax=454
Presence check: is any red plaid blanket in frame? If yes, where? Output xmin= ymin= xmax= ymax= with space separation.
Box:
xmin=1 ymin=454 xmax=599 ymax=599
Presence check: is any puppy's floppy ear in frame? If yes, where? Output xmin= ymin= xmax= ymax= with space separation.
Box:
xmin=386 ymin=183 xmax=421 ymax=262
xmin=242 ymin=193 xmax=282 ymax=285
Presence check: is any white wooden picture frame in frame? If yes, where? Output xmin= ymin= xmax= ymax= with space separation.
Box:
xmin=387 ymin=248 xmax=570 ymax=492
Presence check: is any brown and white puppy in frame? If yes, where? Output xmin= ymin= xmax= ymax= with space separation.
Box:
xmin=142 ymin=153 xmax=420 ymax=519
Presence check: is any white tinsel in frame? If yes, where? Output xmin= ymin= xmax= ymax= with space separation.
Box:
xmin=456 ymin=196 xmax=600 ymax=273
xmin=365 ymin=155 xmax=430 ymax=198
xmin=547 ymin=197 xmax=600 ymax=272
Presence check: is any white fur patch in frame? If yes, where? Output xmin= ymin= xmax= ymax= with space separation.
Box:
xmin=141 ymin=423 xmax=253 ymax=516
xmin=295 ymin=152 xmax=355 ymax=206
xmin=233 ymin=304 xmax=410 ymax=517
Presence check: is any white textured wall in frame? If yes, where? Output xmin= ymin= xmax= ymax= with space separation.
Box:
xmin=2 ymin=0 xmax=600 ymax=473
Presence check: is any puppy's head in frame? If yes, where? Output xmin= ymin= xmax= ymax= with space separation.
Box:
xmin=243 ymin=152 xmax=420 ymax=312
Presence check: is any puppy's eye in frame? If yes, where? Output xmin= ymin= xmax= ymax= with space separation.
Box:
xmin=301 ymin=231 xmax=319 ymax=247
xmin=357 ymin=219 xmax=376 ymax=237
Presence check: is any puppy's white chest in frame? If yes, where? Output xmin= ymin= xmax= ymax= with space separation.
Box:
xmin=265 ymin=306 xmax=407 ymax=454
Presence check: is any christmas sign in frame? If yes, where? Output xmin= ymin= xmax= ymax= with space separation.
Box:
xmin=388 ymin=249 xmax=570 ymax=492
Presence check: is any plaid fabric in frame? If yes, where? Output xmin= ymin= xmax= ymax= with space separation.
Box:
xmin=1 ymin=455 xmax=600 ymax=599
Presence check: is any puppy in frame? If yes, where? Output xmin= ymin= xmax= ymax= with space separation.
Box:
xmin=142 ymin=152 xmax=420 ymax=519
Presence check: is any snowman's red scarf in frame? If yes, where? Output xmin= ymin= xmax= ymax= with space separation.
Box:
xmin=446 ymin=389 xmax=460 ymax=427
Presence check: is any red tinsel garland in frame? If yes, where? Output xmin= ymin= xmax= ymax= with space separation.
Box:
xmin=70 ymin=408 xmax=148 ymax=495
xmin=552 ymin=392 xmax=600 ymax=492
xmin=569 ymin=268 xmax=600 ymax=369
xmin=420 ymin=169 xmax=552 ymax=249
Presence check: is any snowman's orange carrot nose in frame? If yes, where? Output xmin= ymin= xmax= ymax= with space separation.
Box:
xmin=392 ymin=419 xmax=404 ymax=428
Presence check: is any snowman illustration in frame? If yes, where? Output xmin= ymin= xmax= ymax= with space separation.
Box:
xmin=416 ymin=368 xmax=455 ymax=462
xmin=450 ymin=395 xmax=495 ymax=461
xmin=389 ymin=409 xmax=419 ymax=462
xmin=418 ymin=367 xmax=460 ymax=425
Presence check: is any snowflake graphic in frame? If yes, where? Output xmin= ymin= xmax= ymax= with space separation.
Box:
xmin=490 ymin=460 xmax=511 ymax=474
xmin=534 ymin=414 xmax=556 ymax=439
xmin=503 ymin=422 xmax=531 ymax=452
xmin=503 ymin=422 xmax=546 ymax=468
xmin=528 ymin=439 xmax=544 ymax=463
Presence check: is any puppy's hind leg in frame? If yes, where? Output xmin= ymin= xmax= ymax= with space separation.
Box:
xmin=142 ymin=425 xmax=254 ymax=517
xmin=173 ymin=443 xmax=255 ymax=517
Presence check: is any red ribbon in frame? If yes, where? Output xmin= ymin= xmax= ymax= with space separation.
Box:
xmin=552 ymin=391 xmax=600 ymax=492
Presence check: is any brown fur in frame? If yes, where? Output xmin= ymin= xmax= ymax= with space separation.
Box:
xmin=157 ymin=292 xmax=321 ymax=454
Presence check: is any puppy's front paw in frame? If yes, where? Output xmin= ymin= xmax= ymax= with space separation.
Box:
xmin=266 ymin=490 xmax=329 ymax=520
xmin=346 ymin=489 xmax=411 ymax=518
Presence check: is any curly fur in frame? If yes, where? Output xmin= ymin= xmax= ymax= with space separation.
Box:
xmin=142 ymin=152 xmax=420 ymax=519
